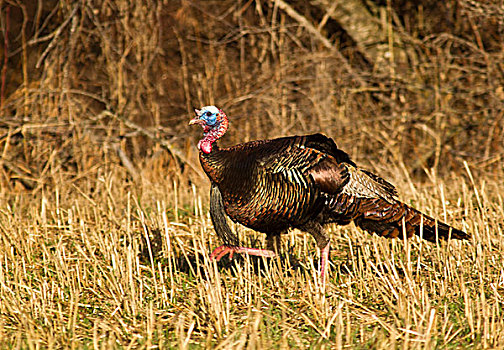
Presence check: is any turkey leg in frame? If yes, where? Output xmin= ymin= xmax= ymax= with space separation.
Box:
xmin=298 ymin=221 xmax=330 ymax=287
xmin=210 ymin=245 xmax=276 ymax=261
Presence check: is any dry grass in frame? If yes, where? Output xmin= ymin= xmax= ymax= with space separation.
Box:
xmin=0 ymin=0 xmax=503 ymax=348
xmin=0 ymin=159 xmax=503 ymax=348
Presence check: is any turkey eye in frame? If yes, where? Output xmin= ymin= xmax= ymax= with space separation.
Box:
xmin=205 ymin=111 xmax=212 ymax=117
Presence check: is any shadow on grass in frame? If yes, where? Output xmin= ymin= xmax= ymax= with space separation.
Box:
xmin=174 ymin=252 xmax=304 ymax=277
xmin=139 ymin=228 xmax=366 ymax=279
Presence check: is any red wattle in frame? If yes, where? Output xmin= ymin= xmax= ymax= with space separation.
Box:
xmin=199 ymin=140 xmax=213 ymax=154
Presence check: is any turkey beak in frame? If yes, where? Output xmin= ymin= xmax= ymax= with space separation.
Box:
xmin=189 ymin=108 xmax=204 ymax=126
xmin=189 ymin=117 xmax=204 ymax=126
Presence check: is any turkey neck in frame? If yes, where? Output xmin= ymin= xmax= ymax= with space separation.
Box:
xmin=199 ymin=143 xmax=229 ymax=183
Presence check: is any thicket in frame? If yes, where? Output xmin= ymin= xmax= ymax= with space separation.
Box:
xmin=0 ymin=0 xmax=502 ymax=193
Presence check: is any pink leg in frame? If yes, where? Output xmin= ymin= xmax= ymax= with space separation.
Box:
xmin=319 ymin=242 xmax=330 ymax=288
xmin=209 ymin=245 xmax=276 ymax=262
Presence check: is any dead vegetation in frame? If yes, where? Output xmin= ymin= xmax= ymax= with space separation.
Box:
xmin=0 ymin=0 xmax=503 ymax=348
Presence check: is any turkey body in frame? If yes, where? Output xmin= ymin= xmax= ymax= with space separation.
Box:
xmin=202 ymin=134 xmax=339 ymax=235
xmin=199 ymin=133 xmax=468 ymax=250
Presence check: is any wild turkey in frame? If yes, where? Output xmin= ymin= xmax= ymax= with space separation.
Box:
xmin=189 ymin=105 xmax=469 ymax=285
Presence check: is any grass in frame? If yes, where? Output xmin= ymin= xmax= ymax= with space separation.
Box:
xmin=0 ymin=164 xmax=502 ymax=348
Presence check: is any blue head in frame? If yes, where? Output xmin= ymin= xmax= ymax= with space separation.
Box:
xmin=189 ymin=105 xmax=229 ymax=153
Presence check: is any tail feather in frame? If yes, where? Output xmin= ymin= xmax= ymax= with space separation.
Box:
xmin=353 ymin=198 xmax=469 ymax=242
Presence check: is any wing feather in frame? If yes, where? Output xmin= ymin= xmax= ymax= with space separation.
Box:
xmin=341 ymin=165 xmax=398 ymax=203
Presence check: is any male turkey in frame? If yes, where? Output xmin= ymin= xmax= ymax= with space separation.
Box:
xmin=189 ymin=106 xmax=469 ymax=285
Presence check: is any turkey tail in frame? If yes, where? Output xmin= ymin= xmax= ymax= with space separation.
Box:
xmin=353 ymin=198 xmax=469 ymax=242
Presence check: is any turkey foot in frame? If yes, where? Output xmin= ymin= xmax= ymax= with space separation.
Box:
xmin=210 ymin=245 xmax=276 ymax=261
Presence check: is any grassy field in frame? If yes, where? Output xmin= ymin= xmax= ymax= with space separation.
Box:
xmin=0 ymin=161 xmax=503 ymax=348
xmin=1 ymin=0 xmax=503 ymax=348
